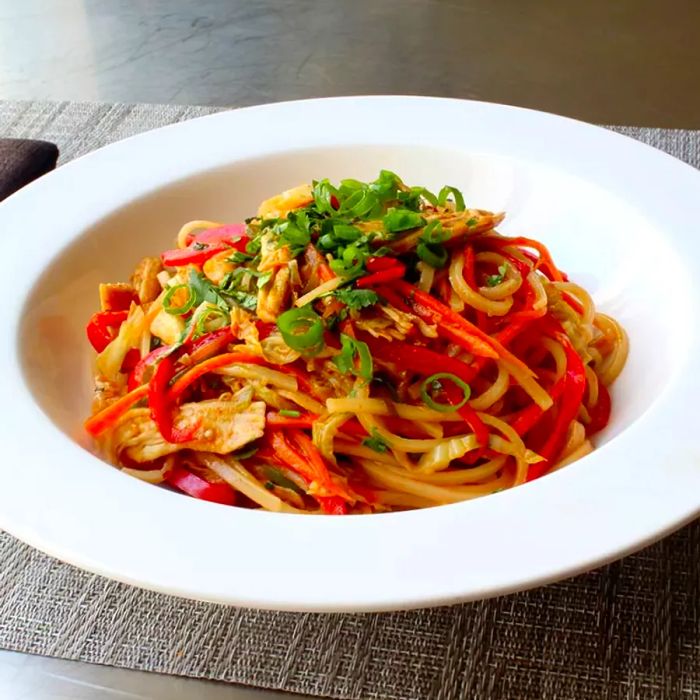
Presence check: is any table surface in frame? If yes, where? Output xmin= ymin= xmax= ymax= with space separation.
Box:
xmin=1 ymin=0 xmax=699 ymax=698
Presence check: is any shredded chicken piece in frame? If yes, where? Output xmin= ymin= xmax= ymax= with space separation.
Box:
xmin=257 ymin=266 xmax=290 ymax=322
xmin=130 ymin=256 xmax=164 ymax=303
xmin=385 ymin=209 xmax=505 ymax=254
xmin=112 ymin=400 xmax=266 ymax=463
xmin=258 ymin=232 xmax=292 ymax=272
xmin=230 ymin=306 xmax=263 ymax=353
xmin=261 ymin=329 xmax=301 ymax=364
xmin=306 ymin=360 xmax=355 ymax=400
xmin=203 ymin=250 xmax=235 ymax=285
xmin=257 ymin=183 xmax=313 ymax=219
xmin=354 ymin=304 xmax=438 ymax=341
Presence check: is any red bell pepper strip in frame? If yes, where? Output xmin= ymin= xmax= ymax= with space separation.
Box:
xmin=84 ymin=384 xmax=149 ymax=436
xmin=487 ymin=236 xmax=566 ymax=282
xmin=255 ymin=320 xmax=276 ymax=340
xmin=148 ymin=354 xmax=200 ymax=443
xmin=339 ymin=418 xmax=369 ymax=439
xmin=356 ymin=262 xmax=405 ymax=288
xmin=266 ymin=412 xmax=318 ymax=429
xmin=184 ymin=223 xmax=247 ymax=247
xmin=162 ymin=225 xmax=249 ymax=267
xmin=394 ymin=282 xmax=541 ymax=397
xmin=392 ymin=281 xmax=499 ymax=360
xmin=585 ymin=382 xmax=611 ymax=437
xmin=375 ymin=284 xmax=412 ymax=313
xmin=127 ymin=345 xmax=171 ymax=391
xmin=366 ymin=256 xmax=400 ymax=272
xmin=161 ymin=243 xmax=229 ymax=267
xmin=441 ymin=381 xmax=489 ymax=447
xmin=121 ymin=348 xmax=141 ymax=373
xmin=363 ymin=335 xmax=476 ymax=385
xmin=86 ymin=310 xmax=129 ymax=352
xmin=276 ymin=363 xmax=316 ymax=395
xmin=165 ymin=465 xmax=236 ymax=505
xmin=525 ymin=331 xmax=586 ymax=481
xmin=167 ymin=351 xmax=266 ymax=402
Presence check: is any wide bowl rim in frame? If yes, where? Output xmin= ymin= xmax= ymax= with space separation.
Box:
xmin=1 ymin=95 xmax=700 ymax=612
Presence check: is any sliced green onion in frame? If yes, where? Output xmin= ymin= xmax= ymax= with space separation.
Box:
xmin=318 ymin=233 xmax=336 ymax=250
xmin=330 ymin=244 xmax=367 ymax=277
xmin=277 ymin=219 xmax=310 ymax=249
xmin=438 ymin=186 xmax=466 ymax=211
xmin=333 ymin=224 xmax=362 ymax=242
xmin=397 ymin=186 xmax=438 ymax=211
xmin=417 ymin=241 xmax=448 ymax=268
xmin=369 ymin=170 xmax=402 ymax=199
xmin=279 ymin=409 xmax=302 ymax=418
xmin=383 ymin=207 xmax=425 ymax=233
xmin=277 ymin=305 xmax=325 ymax=354
xmin=312 ymin=179 xmax=339 ymax=214
xmin=163 ymin=284 xmax=196 ymax=315
xmin=340 ymin=189 xmax=379 ymax=219
xmin=421 ymin=220 xmax=446 ymax=244
xmin=420 ymin=372 xmax=471 ymax=412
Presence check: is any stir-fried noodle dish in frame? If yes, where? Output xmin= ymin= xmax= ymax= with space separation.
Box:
xmin=85 ymin=171 xmax=628 ymax=514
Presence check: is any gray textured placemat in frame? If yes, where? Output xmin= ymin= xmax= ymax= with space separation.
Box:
xmin=1 ymin=100 xmax=699 ymax=700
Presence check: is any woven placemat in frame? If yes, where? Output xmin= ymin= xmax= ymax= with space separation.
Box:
xmin=1 ymin=100 xmax=699 ymax=700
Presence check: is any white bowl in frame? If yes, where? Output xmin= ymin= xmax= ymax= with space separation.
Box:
xmin=2 ymin=97 xmax=700 ymax=612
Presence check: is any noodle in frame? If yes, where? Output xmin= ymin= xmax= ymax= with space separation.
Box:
xmin=85 ymin=169 xmax=627 ymax=514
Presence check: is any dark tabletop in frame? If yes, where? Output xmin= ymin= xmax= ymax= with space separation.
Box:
xmin=1 ymin=0 xmax=699 ymax=128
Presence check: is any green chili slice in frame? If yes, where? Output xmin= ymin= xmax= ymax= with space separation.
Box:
xmin=163 ymin=284 xmax=196 ymax=315
xmin=277 ymin=305 xmax=325 ymax=354
xmin=420 ymin=372 xmax=471 ymax=412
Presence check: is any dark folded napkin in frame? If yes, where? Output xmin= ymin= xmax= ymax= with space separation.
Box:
xmin=0 ymin=138 xmax=59 ymax=201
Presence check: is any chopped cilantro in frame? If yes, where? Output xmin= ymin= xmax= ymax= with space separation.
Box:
xmin=334 ymin=288 xmax=379 ymax=310
xmin=188 ymin=269 xmax=229 ymax=312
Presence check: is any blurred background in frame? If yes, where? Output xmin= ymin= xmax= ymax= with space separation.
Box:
xmin=1 ymin=0 xmax=698 ymax=127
